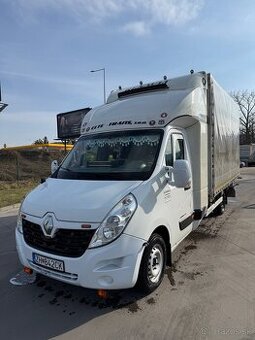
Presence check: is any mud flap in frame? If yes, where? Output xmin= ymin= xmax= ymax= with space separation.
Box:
xmin=226 ymin=186 xmax=236 ymax=197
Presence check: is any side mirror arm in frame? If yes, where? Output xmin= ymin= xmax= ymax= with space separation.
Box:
xmin=165 ymin=165 xmax=174 ymax=183
xmin=51 ymin=160 xmax=59 ymax=174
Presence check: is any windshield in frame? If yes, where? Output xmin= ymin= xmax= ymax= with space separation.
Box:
xmin=54 ymin=130 xmax=163 ymax=180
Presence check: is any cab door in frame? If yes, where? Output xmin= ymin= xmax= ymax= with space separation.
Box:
xmin=164 ymin=131 xmax=193 ymax=246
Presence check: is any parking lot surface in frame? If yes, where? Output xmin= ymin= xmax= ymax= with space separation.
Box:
xmin=1 ymin=168 xmax=255 ymax=340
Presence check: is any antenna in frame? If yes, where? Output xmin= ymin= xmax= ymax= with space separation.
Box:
xmin=0 ymin=82 xmax=2 ymax=102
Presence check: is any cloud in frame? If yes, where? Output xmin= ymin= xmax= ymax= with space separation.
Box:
xmin=1 ymin=70 xmax=86 ymax=87
xmin=150 ymin=0 xmax=203 ymax=25
xmin=13 ymin=0 xmax=123 ymax=22
xmin=0 ymin=110 xmax=57 ymax=146
xmin=0 ymin=70 xmax=99 ymax=100
xmin=80 ymin=0 xmax=123 ymax=20
xmin=13 ymin=0 xmax=204 ymax=35
xmin=122 ymin=21 xmax=150 ymax=37
xmin=1 ymin=110 xmax=55 ymax=124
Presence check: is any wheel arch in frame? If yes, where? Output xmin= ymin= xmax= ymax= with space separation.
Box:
xmin=150 ymin=225 xmax=171 ymax=266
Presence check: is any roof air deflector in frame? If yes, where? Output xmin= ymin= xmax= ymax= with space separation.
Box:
xmin=118 ymin=81 xmax=169 ymax=98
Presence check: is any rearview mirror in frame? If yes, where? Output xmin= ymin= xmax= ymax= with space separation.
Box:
xmin=173 ymin=160 xmax=191 ymax=189
xmin=51 ymin=160 xmax=59 ymax=174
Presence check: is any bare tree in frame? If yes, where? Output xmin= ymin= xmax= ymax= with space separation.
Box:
xmin=33 ymin=136 xmax=49 ymax=145
xmin=33 ymin=138 xmax=44 ymax=145
xmin=43 ymin=136 xmax=49 ymax=144
xmin=231 ymin=91 xmax=255 ymax=144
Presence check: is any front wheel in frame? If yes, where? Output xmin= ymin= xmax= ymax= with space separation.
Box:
xmin=137 ymin=234 xmax=166 ymax=293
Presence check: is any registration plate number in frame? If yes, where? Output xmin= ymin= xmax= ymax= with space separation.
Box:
xmin=33 ymin=253 xmax=65 ymax=272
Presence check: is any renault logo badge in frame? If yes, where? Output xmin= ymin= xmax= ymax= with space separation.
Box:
xmin=43 ymin=215 xmax=54 ymax=237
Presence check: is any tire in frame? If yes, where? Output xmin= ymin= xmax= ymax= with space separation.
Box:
xmin=214 ymin=201 xmax=225 ymax=216
xmin=137 ymin=233 xmax=166 ymax=293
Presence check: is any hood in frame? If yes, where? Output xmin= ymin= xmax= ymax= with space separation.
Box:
xmin=22 ymin=178 xmax=141 ymax=222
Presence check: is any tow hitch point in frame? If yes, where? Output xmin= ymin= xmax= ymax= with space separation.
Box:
xmin=23 ymin=267 xmax=33 ymax=275
xmin=97 ymin=289 xmax=108 ymax=299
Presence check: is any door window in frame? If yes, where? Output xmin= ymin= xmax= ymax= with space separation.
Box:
xmin=165 ymin=137 xmax=173 ymax=166
xmin=165 ymin=133 xmax=185 ymax=166
xmin=175 ymin=137 xmax=184 ymax=160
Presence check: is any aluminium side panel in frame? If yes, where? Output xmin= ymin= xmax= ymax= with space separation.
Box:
xmin=210 ymin=76 xmax=240 ymax=197
xmin=186 ymin=120 xmax=208 ymax=211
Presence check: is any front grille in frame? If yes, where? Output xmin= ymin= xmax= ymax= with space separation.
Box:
xmin=22 ymin=219 xmax=96 ymax=258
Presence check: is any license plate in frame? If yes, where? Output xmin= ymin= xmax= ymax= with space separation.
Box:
xmin=33 ymin=253 xmax=65 ymax=272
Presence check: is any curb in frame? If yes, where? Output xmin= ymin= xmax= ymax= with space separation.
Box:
xmin=0 ymin=203 xmax=20 ymax=213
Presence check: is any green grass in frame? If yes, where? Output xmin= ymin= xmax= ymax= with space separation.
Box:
xmin=0 ymin=180 xmax=38 ymax=208
xmin=0 ymin=148 xmax=66 ymax=208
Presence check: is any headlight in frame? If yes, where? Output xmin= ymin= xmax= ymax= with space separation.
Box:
xmin=17 ymin=201 xmax=24 ymax=234
xmin=88 ymin=194 xmax=137 ymax=248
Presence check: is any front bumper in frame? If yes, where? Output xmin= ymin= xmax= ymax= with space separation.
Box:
xmin=16 ymin=229 xmax=146 ymax=290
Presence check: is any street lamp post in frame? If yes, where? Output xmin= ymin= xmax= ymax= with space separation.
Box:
xmin=0 ymin=103 xmax=8 ymax=113
xmin=0 ymin=82 xmax=8 ymax=113
xmin=90 ymin=68 xmax=106 ymax=104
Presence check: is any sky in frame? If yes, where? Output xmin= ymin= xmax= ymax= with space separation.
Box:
xmin=0 ymin=0 xmax=255 ymax=147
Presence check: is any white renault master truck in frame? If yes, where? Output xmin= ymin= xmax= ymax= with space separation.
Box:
xmin=16 ymin=72 xmax=240 ymax=292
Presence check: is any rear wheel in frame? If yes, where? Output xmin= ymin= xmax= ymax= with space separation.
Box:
xmin=214 ymin=202 xmax=225 ymax=215
xmin=214 ymin=194 xmax=226 ymax=216
xmin=137 ymin=234 xmax=166 ymax=293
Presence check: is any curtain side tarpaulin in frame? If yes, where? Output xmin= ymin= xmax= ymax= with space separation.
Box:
xmin=212 ymin=77 xmax=240 ymax=193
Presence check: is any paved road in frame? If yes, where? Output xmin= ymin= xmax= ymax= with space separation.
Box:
xmin=1 ymin=168 xmax=255 ymax=340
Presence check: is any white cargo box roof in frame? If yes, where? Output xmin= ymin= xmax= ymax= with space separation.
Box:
xmin=81 ymin=72 xmax=208 ymax=135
